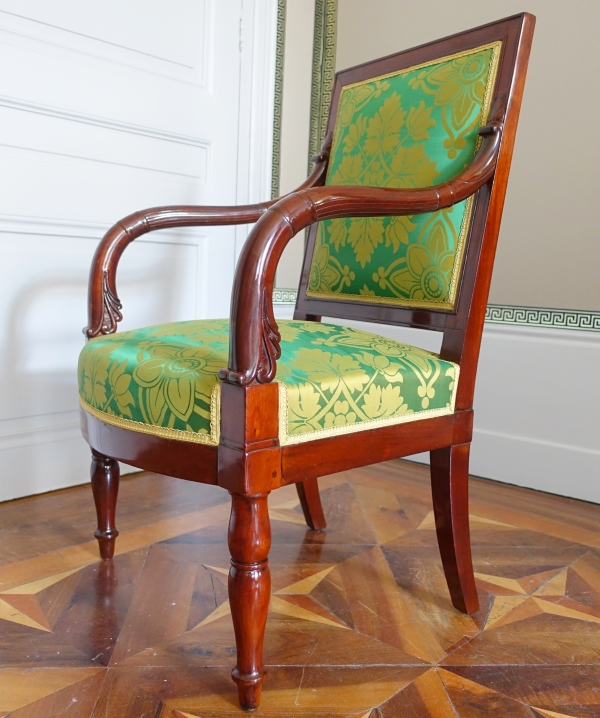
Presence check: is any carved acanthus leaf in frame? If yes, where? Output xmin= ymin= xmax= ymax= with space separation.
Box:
xmin=256 ymin=289 xmax=281 ymax=384
xmin=101 ymin=271 xmax=123 ymax=334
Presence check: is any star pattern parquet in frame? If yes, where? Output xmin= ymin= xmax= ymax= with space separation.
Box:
xmin=0 ymin=460 xmax=599 ymax=716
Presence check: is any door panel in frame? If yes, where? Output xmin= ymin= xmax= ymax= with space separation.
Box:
xmin=0 ymin=0 xmax=257 ymax=500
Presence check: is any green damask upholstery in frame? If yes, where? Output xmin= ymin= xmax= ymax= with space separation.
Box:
xmin=79 ymin=320 xmax=458 ymax=446
xmin=307 ymin=43 xmax=500 ymax=309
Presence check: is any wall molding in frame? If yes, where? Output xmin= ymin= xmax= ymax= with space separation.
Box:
xmin=473 ymin=426 xmax=600 ymax=459
xmin=0 ymin=94 xmax=211 ymax=149
xmin=485 ymin=303 xmax=600 ymax=332
xmin=0 ymin=3 xmax=213 ymax=88
xmin=307 ymin=0 xmax=338 ymax=172
xmin=0 ymin=8 xmax=192 ymax=67
xmin=0 ymin=414 xmax=80 ymax=452
xmin=271 ymin=0 xmax=338 ymax=185
xmin=0 ymin=214 xmax=209 ymax=246
xmin=0 ymin=141 xmax=206 ymax=181
xmin=270 ymin=0 xmax=286 ymax=199
xmin=273 ymin=289 xmax=600 ymax=332
xmin=273 ymin=288 xmax=298 ymax=304
xmin=0 ymin=213 xmax=106 ymax=239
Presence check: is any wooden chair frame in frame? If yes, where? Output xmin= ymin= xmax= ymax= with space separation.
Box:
xmin=81 ymin=14 xmax=535 ymax=711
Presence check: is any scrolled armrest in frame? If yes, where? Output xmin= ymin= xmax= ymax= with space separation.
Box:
xmin=84 ymin=133 xmax=334 ymax=338
xmin=220 ymin=112 xmax=504 ymax=386
xmin=85 ymin=204 xmax=269 ymax=337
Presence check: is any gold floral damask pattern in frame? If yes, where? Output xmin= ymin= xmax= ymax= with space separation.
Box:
xmin=79 ymin=320 xmax=228 ymax=444
xmin=79 ymin=319 xmax=458 ymax=446
xmin=276 ymin=320 xmax=458 ymax=444
xmin=307 ymin=43 xmax=500 ymax=309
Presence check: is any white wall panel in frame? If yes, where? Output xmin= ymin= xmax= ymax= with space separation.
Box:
xmin=0 ymin=106 xmax=209 ymax=180
xmin=0 ymin=1 xmax=212 ymax=85
xmin=470 ymin=324 xmax=600 ymax=503
xmin=0 ymin=220 xmax=206 ymax=501
xmin=0 ymin=0 xmax=278 ymax=502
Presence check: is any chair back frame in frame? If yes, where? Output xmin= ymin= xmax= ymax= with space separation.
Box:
xmin=294 ymin=13 xmax=535 ymax=411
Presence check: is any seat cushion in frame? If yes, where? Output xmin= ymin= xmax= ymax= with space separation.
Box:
xmin=78 ymin=319 xmax=458 ymax=446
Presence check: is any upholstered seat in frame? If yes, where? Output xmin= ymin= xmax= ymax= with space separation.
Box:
xmin=79 ymin=319 xmax=458 ymax=446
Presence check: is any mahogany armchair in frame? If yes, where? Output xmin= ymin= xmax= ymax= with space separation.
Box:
xmin=79 ymin=14 xmax=534 ymax=711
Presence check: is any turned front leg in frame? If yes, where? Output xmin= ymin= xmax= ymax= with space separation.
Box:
xmin=90 ymin=450 xmax=120 ymax=560
xmin=228 ymin=492 xmax=271 ymax=711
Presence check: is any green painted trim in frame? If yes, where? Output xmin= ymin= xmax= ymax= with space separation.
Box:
xmin=308 ymin=0 xmax=337 ymax=173
xmin=273 ymin=288 xmax=298 ymax=304
xmin=273 ymin=291 xmax=600 ymax=332
xmin=271 ymin=0 xmax=286 ymax=199
xmin=485 ymin=304 xmax=600 ymax=332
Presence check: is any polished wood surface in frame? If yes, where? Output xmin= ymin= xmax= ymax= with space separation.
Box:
xmin=228 ymin=493 xmax=272 ymax=710
xmin=431 ymin=444 xmax=478 ymax=614
xmin=296 ymin=478 xmax=327 ymax=531
xmin=1 ymin=461 xmax=599 ymax=716
xmin=90 ymin=451 xmax=120 ymax=561
xmin=78 ymin=14 xmax=536 ymax=709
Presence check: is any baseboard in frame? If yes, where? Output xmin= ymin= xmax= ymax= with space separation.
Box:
xmin=470 ymin=427 xmax=600 ymax=503
xmin=406 ymin=425 xmax=600 ymax=505
xmin=288 ymin=312 xmax=600 ymax=505
xmin=0 ymin=436 xmax=90 ymax=503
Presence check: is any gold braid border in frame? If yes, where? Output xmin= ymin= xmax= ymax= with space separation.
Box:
xmin=80 ymin=383 xmax=221 ymax=446
xmin=278 ymin=362 xmax=459 ymax=446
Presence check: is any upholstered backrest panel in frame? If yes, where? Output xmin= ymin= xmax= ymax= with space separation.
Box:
xmin=307 ymin=42 xmax=501 ymax=310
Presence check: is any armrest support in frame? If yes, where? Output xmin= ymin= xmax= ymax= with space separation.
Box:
xmin=85 ymin=133 xmax=333 ymax=338
xmin=220 ymin=111 xmax=504 ymax=386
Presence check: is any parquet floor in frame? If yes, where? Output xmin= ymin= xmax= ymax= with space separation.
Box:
xmin=0 ymin=460 xmax=599 ymax=717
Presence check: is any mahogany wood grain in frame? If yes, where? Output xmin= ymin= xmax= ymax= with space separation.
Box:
xmin=430 ymin=444 xmax=479 ymax=614
xmin=78 ymin=14 xmax=536 ymax=710
xmin=228 ymin=492 xmax=272 ymax=711
xmin=82 ymin=404 xmax=472 ymax=488
xmin=81 ymin=408 xmax=218 ymax=484
xmin=281 ymin=410 xmax=473 ymax=485
xmin=218 ymin=383 xmax=281 ymax=496
xmin=449 ymin=15 xmax=537 ymax=412
xmin=90 ymin=450 xmax=120 ymax=560
xmin=296 ymin=478 xmax=327 ymax=531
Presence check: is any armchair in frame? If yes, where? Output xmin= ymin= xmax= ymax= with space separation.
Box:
xmin=79 ymin=13 xmax=534 ymax=711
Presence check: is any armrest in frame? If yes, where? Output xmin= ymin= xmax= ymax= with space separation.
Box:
xmin=85 ymin=133 xmax=333 ymax=338
xmin=220 ymin=110 xmax=504 ymax=386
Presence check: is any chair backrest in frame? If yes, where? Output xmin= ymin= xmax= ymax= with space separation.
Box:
xmin=308 ymin=43 xmax=500 ymax=311
xmin=294 ymin=13 xmax=534 ymax=406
